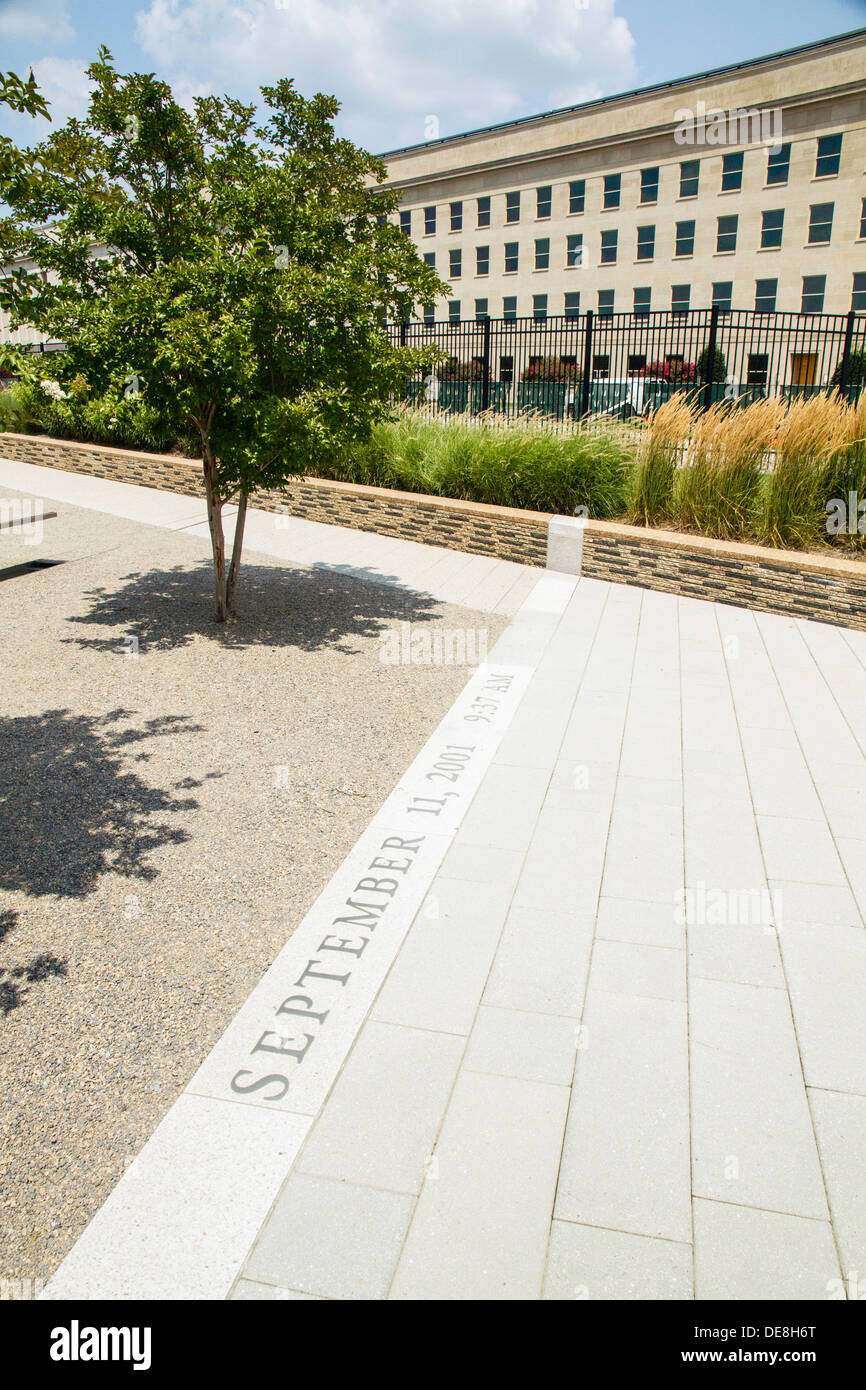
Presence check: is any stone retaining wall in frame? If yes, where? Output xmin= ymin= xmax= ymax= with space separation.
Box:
xmin=1 ymin=430 xmax=864 ymax=629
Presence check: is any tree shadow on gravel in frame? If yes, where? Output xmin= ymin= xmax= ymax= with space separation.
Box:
xmin=61 ymin=558 xmax=445 ymax=654
xmin=0 ymin=708 xmax=206 ymax=899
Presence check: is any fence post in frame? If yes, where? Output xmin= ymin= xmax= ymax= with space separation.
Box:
xmin=838 ymin=310 xmax=856 ymax=397
xmin=702 ymin=303 xmax=720 ymax=411
xmin=579 ymin=310 xmax=593 ymax=419
xmin=481 ymin=315 xmax=491 ymax=413
xmin=399 ymin=320 xmax=407 ymax=348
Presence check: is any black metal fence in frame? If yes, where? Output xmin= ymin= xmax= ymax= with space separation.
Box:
xmin=389 ymin=307 xmax=866 ymax=423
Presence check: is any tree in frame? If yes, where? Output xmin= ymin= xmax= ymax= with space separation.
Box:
xmin=696 ymin=345 xmax=727 ymax=383
xmin=0 ymin=51 xmax=445 ymax=620
xmin=0 ymin=68 xmax=50 ymax=185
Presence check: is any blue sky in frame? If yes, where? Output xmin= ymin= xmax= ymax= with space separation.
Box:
xmin=1 ymin=0 xmax=864 ymax=153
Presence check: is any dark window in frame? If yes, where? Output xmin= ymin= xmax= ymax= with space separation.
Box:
xmin=712 ymin=281 xmax=733 ymax=313
xmin=603 ymin=173 xmax=621 ymax=209
xmin=852 ymin=274 xmax=866 ymax=312
xmin=815 ymin=133 xmax=842 ymax=178
xmin=628 ymin=353 xmax=647 ymax=373
xmin=504 ymin=242 xmax=519 ymax=273
xmin=671 ymin=284 xmax=691 ymax=315
xmin=636 ymin=225 xmax=655 ymax=260
xmin=808 ymin=203 xmax=834 ymax=245
xmin=717 ymin=214 xmax=738 ymax=253
xmin=755 ymin=278 xmax=777 ymax=312
xmin=423 ymin=251 xmax=435 ymax=267
xmin=592 ymin=354 xmax=610 ymax=379
xmin=476 ymin=245 xmax=489 ymax=276
xmin=675 ymin=220 xmax=695 ymax=256
xmin=633 ymin=286 xmax=651 ymax=317
xmin=450 ymin=201 xmax=463 ymax=232
xmin=499 ymin=355 xmax=514 ymax=384
xmin=747 ymin=353 xmax=769 ymax=389
xmin=399 ymin=210 xmax=411 ymax=235
xmin=502 ymin=296 xmax=517 ymax=320
xmin=475 ymin=298 xmax=488 ymax=320
xmin=536 ymin=185 xmax=552 ymax=219
xmin=422 ymin=303 xmax=434 ymax=324
xmin=569 ymin=179 xmax=585 ymax=214
xmin=679 ymin=160 xmax=700 ymax=197
xmin=598 ymin=289 xmax=615 ymax=316
xmin=506 ymin=191 xmax=520 ymax=223
xmin=801 ymin=275 xmax=826 ymax=313
xmin=767 ymin=143 xmax=791 ymax=185
xmin=477 ymin=196 xmax=491 ymax=228
xmin=721 ymin=152 xmax=744 ymax=192
xmin=448 ymin=300 xmax=460 ymax=322
xmin=564 ymin=292 xmax=580 ymax=318
xmin=424 ymin=206 xmax=436 ymax=235
xmin=535 ymin=237 xmax=550 ymax=270
xmin=640 ymin=167 xmax=659 ymax=203
xmin=860 ymin=198 xmax=866 ymax=239
xmin=533 ymin=294 xmax=547 ymax=321
xmin=760 ymin=209 xmax=784 ymax=249
xmin=449 ymin=248 xmax=462 ymax=278
xmin=600 ymin=229 xmax=618 ymax=265
xmin=567 ymin=233 xmax=584 ymax=267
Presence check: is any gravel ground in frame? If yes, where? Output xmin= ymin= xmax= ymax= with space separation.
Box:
xmin=0 ymin=488 xmax=505 ymax=1288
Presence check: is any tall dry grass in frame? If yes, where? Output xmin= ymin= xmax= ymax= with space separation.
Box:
xmin=761 ymin=394 xmax=854 ymax=548
xmin=676 ymin=397 xmax=783 ymax=539
xmin=629 ymin=393 xmax=694 ymax=527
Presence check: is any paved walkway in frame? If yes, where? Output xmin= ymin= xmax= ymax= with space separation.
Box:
xmin=3 ymin=457 xmax=864 ymax=1302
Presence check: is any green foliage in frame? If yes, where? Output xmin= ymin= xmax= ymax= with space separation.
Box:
xmin=832 ymin=350 xmax=866 ymax=388
xmin=695 ymin=345 xmax=727 ymax=383
xmin=0 ymin=49 xmax=445 ymax=617
xmin=321 ymin=408 xmax=634 ymax=517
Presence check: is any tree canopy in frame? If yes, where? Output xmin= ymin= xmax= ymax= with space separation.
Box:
xmin=0 ymin=51 xmax=445 ymax=619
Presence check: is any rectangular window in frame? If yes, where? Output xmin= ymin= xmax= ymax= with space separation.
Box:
xmin=808 ymin=202 xmax=834 ymax=245
xmin=506 ymin=191 xmax=520 ymax=223
xmin=603 ymin=173 xmax=621 ymax=209
xmin=767 ymin=143 xmax=790 ymax=185
xmin=423 ymin=251 xmax=435 ymax=267
xmin=747 ymin=353 xmax=769 ymax=389
xmin=861 ymin=197 xmax=866 ymax=239
xmin=636 ymin=224 xmax=655 ymax=260
xmin=535 ymin=237 xmax=550 ymax=270
xmin=852 ymin=274 xmax=866 ymax=313
xmin=533 ymin=294 xmax=548 ymax=321
xmin=712 ymin=281 xmax=733 ymax=314
xmin=755 ymin=278 xmax=777 ymax=312
xmin=760 ymin=209 xmax=784 ymax=249
xmin=499 ymin=355 xmax=514 ymax=384
xmin=564 ymin=291 xmax=580 ymax=318
xmin=422 ymin=303 xmax=434 ymax=324
xmin=448 ymin=300 xmax=461 ymax=323
xmin=717 ymin=214 xmax=738 ymax=253
xmin=424 ymin=205 xmax=436 ymax=235
xmin=633 ymin=286 xmax=651 ymax=317
xmin=628 ymin=353 xmax=647 ymax=373
xmin=815 ymin=133 xmax=842 ymax=178
xmin=600 ymin=229 xmax=618 ymax=265
xmin=598 ymin=289 xmax=615 ymax=316
xmin=476 ymin=245 xmax=489 ymax=275
xmin=640 ymin=167 xmax=659 ymax=203
xmin=675 ymin=220 xmax=695 ymax=256
xmin=679 ymin=160 xmax=700 ymax=197
xmin=449 ymin=248 xmax=462 ymax=278
xmin=475 ymin=298 xmax=488 ymax=320
xmin=504 ymin=241 xmax=519 ymax=273
xmin=477 ymin=196 xmax=491 ymax=228
xmin=593 ymin=354 xmax=610 ymax=379
xmin=536 ymin=185 xmax=552 ymax=219
xmin=671 ymin=284 xmax=691 ymax=315
xmin=400 ymin=209 xmax=411 ymax=235
xmin=569 ymin=179 xmax=585 ymax=214
xmin=450 ymin=201 xmax=463 ymax=232
xmin=721 ymin=152 xmax=744 ymax=192
xmin=801 ymin=275 xmax=826 ymax=313
xmin=566 ymin=233 xmax=584 ymax=267
xmin=502 ymin=296 xmax=517 ymax=320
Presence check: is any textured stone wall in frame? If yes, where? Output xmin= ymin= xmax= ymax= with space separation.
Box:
xmin=1 ymin=430 xmax=864 ymax=630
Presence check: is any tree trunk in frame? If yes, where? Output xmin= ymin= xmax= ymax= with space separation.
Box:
xmin=227 ymin=492 xmax=247 ymax=616
xmin=202 ymin=443 xmax=228 ymax=622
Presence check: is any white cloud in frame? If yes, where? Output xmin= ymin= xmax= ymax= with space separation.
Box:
xmin=134 ymin=0 xmax=637 ymax=151
xmin=0 ymin=0 xmax=74 ymax=45
xmin=29 ymin=56 xmax=93 ymax=125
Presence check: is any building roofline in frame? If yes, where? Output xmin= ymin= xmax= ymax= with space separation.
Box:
xmin=376 ymin=26 xmax=866 ymax=160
